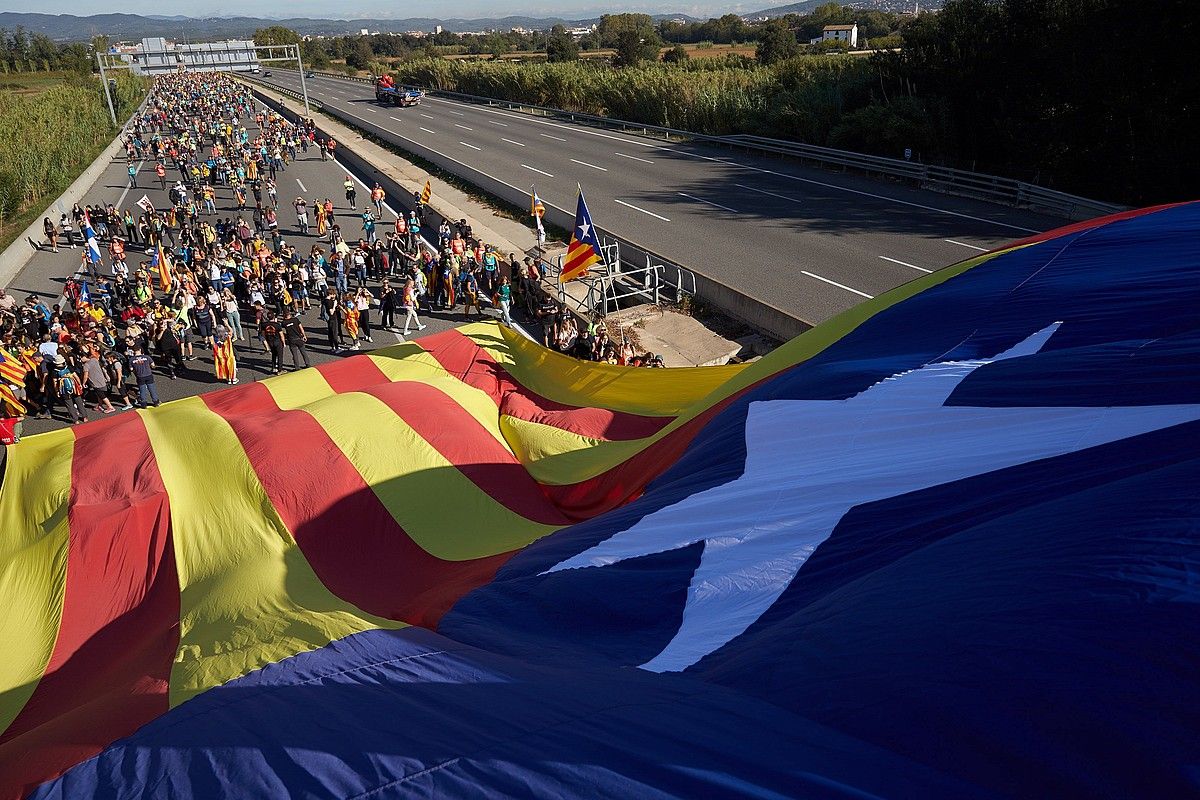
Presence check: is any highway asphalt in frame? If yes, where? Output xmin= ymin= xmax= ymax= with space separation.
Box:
xmin=6 ymin=101 xmax=522 ymax=436
xmin=262 ymin=69 xmax=1065 ymax=325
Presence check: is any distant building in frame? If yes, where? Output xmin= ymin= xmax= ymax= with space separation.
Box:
xmin=434 ymin=25 xmax=443 ymax=35
xmin=814 ymin=23 xmax=858 ymax=47
xmin=124 ymin=38 xmax=260 ymax=75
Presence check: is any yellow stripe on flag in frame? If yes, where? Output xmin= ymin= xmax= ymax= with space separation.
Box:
xmin=0 ymin=429 xmax=75 ymax=734
xmin=139 ymin=399 xmax=402 ymax=708
xmin=301 ymin=391 xmax=560 ymax=561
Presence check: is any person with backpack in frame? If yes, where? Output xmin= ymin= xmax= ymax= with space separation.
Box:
xmin=52 ymin=355 xmax=88 ymax=424
xmin=128 ymin=346 xmax=160 ymax=407
xmin=400 ymin=278 xmax=426 ymax=337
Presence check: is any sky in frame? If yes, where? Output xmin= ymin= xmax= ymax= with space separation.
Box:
xmin=6 ymin=0 xmax=757 ymax=19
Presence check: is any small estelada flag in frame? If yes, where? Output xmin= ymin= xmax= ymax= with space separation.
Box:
xmin=419 ymin=180 xmax=432 ymax=205
xmin=560 ymin=189 xmax=602 ymax=283
xmin=530 ymin=188 xmax=545 ymax=219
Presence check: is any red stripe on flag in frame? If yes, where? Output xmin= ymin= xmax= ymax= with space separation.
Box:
xmin=0 ymin=413 xmax=180 ymax=797
xmin=203 ymin=382 xmax=517 ymax=629
xmin=417 ymin=331 xmax=673 ymax=441
xmin=358 ymin=381 xmax=570 ymax=526
xmin=316 ymin=354 xmax=567 ymax=524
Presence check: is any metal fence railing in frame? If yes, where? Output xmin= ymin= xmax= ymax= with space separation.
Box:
xmin=285 ymin=67 xmax=1125 ymax=222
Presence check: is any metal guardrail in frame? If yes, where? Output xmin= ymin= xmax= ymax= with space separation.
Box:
xmin=292 ymin=67 xmax=1125 ymax=222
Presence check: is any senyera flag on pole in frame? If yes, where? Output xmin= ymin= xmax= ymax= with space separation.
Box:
xmin=151 ymin=244 xmax=171 ymax=292
xmin=419 ymin=180 xmax=432 ymax=205
xmin=560 ymin=189 xmax=602 ymax=283
xmin=531 ymin=187 xmax=546 ymax=242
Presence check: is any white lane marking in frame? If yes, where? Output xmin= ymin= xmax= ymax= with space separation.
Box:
xmin=296 ymin=178 xmax=308 ymax=192
xmin=539 ymin=133 xmax=567 ymax=142
xmin=734 ymin=183 xmax=800 ymax=203
xmin=447 ymin=109 xmax=465 ymax=116
xmin=686 ymin=152 xmax=1039 ymax=234
xmin=419 ymin=127 xmax=436 ymax=134
xmin=420 ymin=113 xmax=435 ymax=119
xmin=615 ymin=152 xmax=654 ymax=164
xmin=678 ymin=192 xmax=738 ymax=214
xmin=425 ymin=96 xmax=659 ymax=149
xmin=115 ymin=157 xmax=145 ymax=209
xmin=390 ymin=115 xmax=403 ymax=122
xmin=571 ymin=158 xmax=608 ymax=172
xmin=945 ymin=238 xmax=989 ymax=251
xmin=489 ymin=120 xmax=508 ymax=127
xmin=366 ymin=108 xmax=377 ymax=113
xmin=879 ymin=255 xmax=931 ymax=273
xmin=521 ymin=164 xmax=554 ymax=177
xmin=801 ymin=270 xmax=874 ymax=299
xmin=615 ymin=198 xmax=670 ymax=222
xmin=459 ymin=141 xmax=482 ymax=151
xmin=500 ymin=138 xmax=526 ymax=147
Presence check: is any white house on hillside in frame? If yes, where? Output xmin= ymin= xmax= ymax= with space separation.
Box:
xmin=814 ymin=23 xmax=858 ymax=48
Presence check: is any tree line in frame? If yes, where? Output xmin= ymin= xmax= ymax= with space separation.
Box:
xmin=260 ymin=0 xmax=1193 ymax=205
xmin=0 ymin=27 xmax=100 ymax=74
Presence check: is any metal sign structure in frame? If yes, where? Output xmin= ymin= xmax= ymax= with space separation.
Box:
xmin=96 ymin=42 xmax=310 ymax=124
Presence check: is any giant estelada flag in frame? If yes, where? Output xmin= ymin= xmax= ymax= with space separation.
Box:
xmin=2 ymin=203 xmax=1200 ymax=799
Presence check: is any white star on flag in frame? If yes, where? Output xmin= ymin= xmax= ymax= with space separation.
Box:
xmin=543 ymin=323 xmax=1200 ymax=673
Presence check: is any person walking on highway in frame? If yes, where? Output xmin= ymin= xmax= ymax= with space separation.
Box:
xmin=400 ymin=278 xmax=426 ymax=337
xmin=371 ymin=184 xmax=385 ymax=217
xmin=321 ymin=287 xmax=344 ymax=352
xmin=354 ymin=287 xmax=374 ymax=343
xmin=259 ymin=310 xmax=286 ymax=374
xmin=294 ymin=197 xmax=309 ymax=234
xmin=496 ymin=276 xmax=513 ymax=326
xmin=128 ymin=346 xmax=160 ymax=408
xmin=128 ymin=162 xmax=138 ymax=188
xmin=43 ymin=218 xmax=59 ymax=253
xmin=281 ymin=308 xmax=310 ymax=369
xmin=344 ymin=177 xmax=357 ymax=211
xmin=156 ymin=161 xmax=167 ymax=189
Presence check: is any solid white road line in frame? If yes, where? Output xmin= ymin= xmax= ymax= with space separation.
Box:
xmin=459 ymin=141 xmax=482 ymax=151
xmin=688 ymin=152 xmax=1041 ymax=234
xmin=500 ymin=138 xmax=526 ymax=147
xmin=296 ymin=178 xmax=308 ymax=192
xmin=734 ymin=183 xmax=800 ymax=203
xmin=615 ymin=198 xmax=670 ymax=222
xmin=615 ymin=152 xmax=654 ymax=164
xmin=489 ymin=120 xmax=508 ymax=126
xmin=571 ymin=158 xmax=608 ymax=172
xmin=539 ymin=133 xmax=567 ymax=142
xmin=425 ymin=96 xmax=659 ymax=149
xmin=521 ymin=164 xmax=554 ymax=177
xmin=678 ymin=192 xmax=738 ymax=214
xmin=801 ymin=270 xmax=874 ymax=299
xmin=454 ymin=123 xmax=473 ymax=131
xmin=419 ymin=127 xmax=437 ymax=134
xmin=944 ymin=238 xmax=989 ymax=251
xmin=879 ymin=255 xmax=932 ymax=273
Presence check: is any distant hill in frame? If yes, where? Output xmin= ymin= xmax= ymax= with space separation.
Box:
xmin=0 ymin=11 xmax=700 ymax=43
xmin=747 ymin=0 xmax=941 ymax=18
